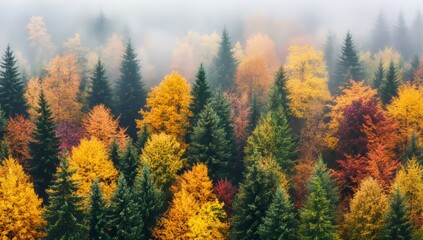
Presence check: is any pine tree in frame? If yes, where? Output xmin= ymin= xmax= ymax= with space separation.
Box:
xmin=325 ymin=32 xmax=337 ymax=93
xmin=371 ymin=11 xmax=391 ymax=53
xmin=402 ymin=131 xmax=423 ymax=164
xmin=88 ymin=59 xmax=113 ymax=109
xmin=44 ymin=156 xmax=87 ymax=240
xmin=188 ymin=64 xmax=211 ymax=141
xmin=0 ymin=45 xmax=27 ymax=117
xmin=394 ymin=12 xmax=412 ymax=59
xmin=188 ymin=103 xmax=232 ymax=180
xmin=29 ymin=90 xmax=61 ymax=204
xmin=383 ymin=189 xmax=413 ymax=240
xmin=133 ymin=166 xmax=164 ymax=240
xmin=107 ymin=175 xmax=143 ymax=240
xmin=89 ymin=179 xmax=110 ymax=240
xmin=373 ymin=60 xmax=384 ymax=95
xmin=335 ymin=32 xmax=363 ymax=93
xmin=268 ymin=66 xmax=289 ymax=114
xmin=209 ymin=28 xmax=237 ymax=91
xmin=381 ymin=60 xmax=399 ymax=105
xmin=116 ymin=40 xmax=146 ymax=139
xmin=231 ymin=156 xmax=279 ymax=240
xmin=257 ymin=187 xmax=298 ymax=240
xmin=299 ymin=158 xmax=337 ymax=240
xmin=120 ymin=142 xmax=139 ymax=187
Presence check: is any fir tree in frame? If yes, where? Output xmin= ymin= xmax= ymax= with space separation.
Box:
xmin=135 ymin=124 xmax=149 ymax=155
xmin=402 ymin=131 xmax=423 ymax=164
xmin=29 ymin=90 xmax=61 ymax=204
xmin=133 ymin=166 xmax=164 ymax=239
xmin=188 ymin=103 xmax=232 ymax=180
xmin=231 ymin=155 xmax=279 ymax=240
xmin=325 ymin=32 xmax=337 ymax=93
xmin=89 ymin=179 xmax=110 ymax=240
xmin=107 ymin=175 xmax=143 ymax=240
xmin=87 ymin=59 xmax=113 ymax=109
xmin=209 ymin=28 xmax=237 ymax=91
xmin=249 ymin=94 xmax=261 ymax=132
xmin=334 ymin=32 xmax=363 ymax=93
xmin=116 ymin=40 xmax=146 ymax=139
xmin=409 ymin=55 xmax=420 ymax=83
xmin=0 ymin=45 xmax=27 ymax=117
xmin=373 ymin=60 xmax=384 ymax=95
xmin=394 ymin=12 xmax=412 ymax=59
xmin=383 ymin=189 xmax=413 ymax=240
xmin=257 ymin=187 xmax=298 ymax=240
xmin=412 ymin=10 xmax=423 ymax=55
xmin=108 ymin=139 xmax=121 ymax=172
xmin=268 ymin=66 xmax=289 ymax=114
xmin=120 ymin=142 xmax=139 ymax=187
xmin=371 ymin=11 xmax=391 ymax=53
xmin=381 ymin=60 xmax=399 ymax=105
xmin=44 ymin=156 xmax=87 ymax=240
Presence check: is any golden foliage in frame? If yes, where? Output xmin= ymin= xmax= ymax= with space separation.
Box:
xmin=141 ymin=133 xmax=186 ymax=189
xmin=154 ymin=164 xmax=228 ymax=239
xmin=235 ymin=55 xmax=273 ymax=97
xmin=82 ymin=104 xmax=128 ymax=150
xmin=0 ymin=158 xmax=46 ymax=239
xmin=69 ymin=138 xmax=118 ymax=204
xmin=285 ymin=45 xmax=330 ymax=118
xmin=24 ymin=77 xmax=42 ymax=119
xmin=245 ymin=33 xmax=278 ymax=68
xmin=42 ymin=54 xmax=82 ymax=122
xmin=139 ymin=71 xmax=192 ymax=141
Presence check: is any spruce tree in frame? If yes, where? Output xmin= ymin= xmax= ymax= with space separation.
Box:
xmin=412 ymin=10 xmax=423 ymax=55
xmin=381 ymin=60 xmax=399 ymax=105
xmin=257 ymin=187 xmax=298 ymax=240
xmin=0 ymin=45 xmax=27 ymax=117
xmin=116 ymin=41 xmax=146 ymax=139
xmin=394 ymin=12 xmax=412 ymax=59
xmin=383 ymin=189 xmax=413 ymax=240
xmin=268 ymin=66 xmax=289 ymax=114
xmin=87 ymin=59 xmax=113 ymax=109
xmin=135 ymin=124 xmax=149 ymax=154
xmin=402 ymin=131 xmax=423 ymax=164
xmin=108 ymin=139 xmax=121 ymax=172
xmin=299 ymin=158 xmax=337 ymax=240
xmin=209 ymin=28 xmax=237 ymax=90
xmin=120 ymin=142 xmax=139 ymax=187
xmin=89 ymin=179 xmax=110 ymax=240
xmin=249 ymin=94 xmax=261 ymax=132
xmin=107 ymin=175 xmax=143 ymax=240
xmin=334 ymin=32 xmax=363 ymax=93
xmin=371 ymin=11 xmax=391 ymax=53
xmin=44 ymin=156 xmax=87 ymax=240
xmin=373 ymin=60 xmax=384 ymax=95
xmin=29 ymin=90 xmax=61 ymax=204
xmin=132 ymin=166 xmax=164 ymax=239
xmin=325 ymin=32 xmax=337 ymax=93
xmin=188 ymin=103 xmax=232 ymax=180
xmin=231 ymin=155 xmax=279 ymax=240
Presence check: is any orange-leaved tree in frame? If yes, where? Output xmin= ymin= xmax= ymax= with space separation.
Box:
xmin=5 ymin=115 xmax=34 ymax=170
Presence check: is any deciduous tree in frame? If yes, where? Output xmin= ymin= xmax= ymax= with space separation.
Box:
xmin=5 ymin=115 xmax=34 ymax=168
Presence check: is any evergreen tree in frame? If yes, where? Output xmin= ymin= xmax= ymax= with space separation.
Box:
xmin=257 ymin=187 xmax=298 ymax=240
xmin=394 ymin=12 xmax=412 ymax=59
xmin=402 ymin=131 xmax=423 ymax=164
xmin=325 ymin=32 xmax=337 ymax=93
xmin=0 ymin=45 xmax=27 ymax=117
xmin=188 ymin=103 xmax=232 ymax=180
xmin=209 ymin=28 xmax=237 ymax=90
xmin=29 ymin=90 xmax=61 ymax=204
xmin=135 ymin=124 xmax=149 ymax=154
xmin=108 ymin=139 xmax=121 ymax=172
xmin=383 ymin=189 xmax=413 ymax=240
xmin=334 ymin=32 xmax=363 ymax=93
xmin=89 ymin=179 xmax=110 ymax=240
xmin=249 ymin=94 xmax=261 ymax=132
xmin=133 ymin=166 xmax=164 ymax=240
xmin=44 ymin=156 xmax=87 ymax=240
xmin=231 ymin=155 xmax=279 ymax=240
xmin=409 ymin=55 xmax=420 ymax=83
xmin=412 ymin=10 xmax=423 ymax=55
xmin=87 ymin=59 xmax=113 ymax=109
xmin=0 ymin=106 xmax=7 ymax=139
xmin=373 ymin=60 xmax=384 ymax=95
xmin=268 ymin=66 xmax=289 ymax=114
xmin=371 ymin=11 xmax=391 ymax=53
xmin=116 ymin=40 xmax=146 ymax=139
xmin=107 ymin=175 xmax=143 ymax=240
xmin=299 ymin=158 xmax=337 ymax=240
xmin=381 ymin=60 xmax=399 ymax=105
xmin=120 ymin=142 xmax=139 ymax=187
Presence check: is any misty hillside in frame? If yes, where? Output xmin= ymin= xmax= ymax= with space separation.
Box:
xmin=1 ymin=0 xmax=423 ymax=239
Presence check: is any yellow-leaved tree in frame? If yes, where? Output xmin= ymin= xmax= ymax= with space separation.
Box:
xmin=139 ymin=71 xmax=192 ymax=142
xmin=24 ymin=76 xmax=42 ymax=119
xmin=69 ymin=138 xmax=118 ymax=204
xmin=153 ymin=164 xmax=228 ymax=239
xmin=42 ymin=54 xmax=82 ymax=122
xmin=343 ymin=177 xmax=389 ymax=240
xmin=0 ymin=157 xmax=46 ymax=239
xmin=140 ymin=133 xmax=185 ymax=189
xmin=235 ymin=55 xmax=273 ymax=98
xmin=392 ymin=158 xmax=423 ymax=226
xmin=82 ymin=104 xmax=128 ymax=150
xmin=285 ymin=45 xmax=330 ymax=118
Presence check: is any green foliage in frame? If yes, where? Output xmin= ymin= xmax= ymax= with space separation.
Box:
xmin=231 ymin=156 xmax=279 ymax=240
xmin=188 ymin=103 xmax=232 ymax=180
xmin=0 ymin=45 xmax=27 ymax=117
xmin=381 ymin=60 xmax=400 ymax=105
xmin=268 ymin=66 xmax=289 ymax=115
xmin=120 ymin=142 xmax=139 ymax=187
xmin=88 ymin=59 xmax=113 ymax=109
xmin=89 ymin=179 xmax=110 ymax=240
xmin=383 ymin=189 xmax=413 ymax=240
xmin=29 ymin=90 xmax=61 ymax=204
xmin=249 ymin=94 xmax=261 ymax=132
xmin=44 ymin=156 xmax=87 ymax=240
xmin=257 ymin=187 xmax=298 ymax=240
xmin=402 ymin=131 xmax=423 ymax=164
xmin=325 ymin=32 xmax=337 ymax=93
xmin=136 ymin=124 xmax=149 ymax=155
xmin=373 ymin=60 xmax=384 ymax=94
xmin=108 ymin=139 xmax=121 ymax=172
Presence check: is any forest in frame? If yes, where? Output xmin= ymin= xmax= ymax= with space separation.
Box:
xmin=1 ymin=1 xmax=423 ymax=239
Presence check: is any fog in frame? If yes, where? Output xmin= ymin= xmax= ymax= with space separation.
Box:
xmin=0 ymin=0 xmax=422 ymax=86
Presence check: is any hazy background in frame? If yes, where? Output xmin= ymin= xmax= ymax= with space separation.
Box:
xmin=0 ymin=0 xmax=422 ymax=86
